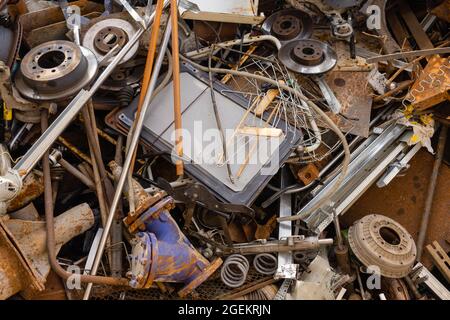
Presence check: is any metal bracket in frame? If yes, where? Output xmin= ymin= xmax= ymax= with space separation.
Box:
xmin=314 ymin=76 xmax=342 ymax=114
xmin=158 ymin=178 xmax=255 ymax=219
xmin=410 ymin=263 xmax=450 ymax=300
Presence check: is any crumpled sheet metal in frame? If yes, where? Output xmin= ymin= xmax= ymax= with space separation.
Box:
xmin=407 ymin=55 xmax=450 ymax=111
xmin=0 ymin=203 xmax=94 ymax=299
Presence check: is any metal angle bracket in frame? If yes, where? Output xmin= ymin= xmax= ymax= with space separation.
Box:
xmin=410 ymin=262 xmax=450 ymax=300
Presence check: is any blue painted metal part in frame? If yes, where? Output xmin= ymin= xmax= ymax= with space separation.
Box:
xmin=129 ymin=197 xmax=222 ymax=296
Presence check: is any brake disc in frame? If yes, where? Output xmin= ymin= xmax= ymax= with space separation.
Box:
xmin=262 ymin=9 xmax=313 ymax=45
xmin=82 ymin=18 xmax=139 ymax=65
xmin=14 ymin=40 xmax=98 ymax=101
xmin=278 ymin=39 xmax=337 ymax=75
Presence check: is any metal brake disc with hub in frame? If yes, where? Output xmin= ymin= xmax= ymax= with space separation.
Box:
xmin=14 ymin=40 xmax=98 ymax=101
xmin=278 ymin=39 xmax=337 ymax=75
xmin=82 ymin=18 xmax=139 ymax=65
xmin=262 ymin=9 xmax=313 ymax=45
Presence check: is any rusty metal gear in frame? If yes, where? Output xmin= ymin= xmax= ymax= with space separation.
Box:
xmin=348 ymin=214 xmax=417 ymax=278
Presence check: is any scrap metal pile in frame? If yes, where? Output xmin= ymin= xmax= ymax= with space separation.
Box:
xmin=0 ymin=0 xmax=449 ymax=300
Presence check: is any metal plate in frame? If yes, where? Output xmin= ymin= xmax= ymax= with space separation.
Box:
xmin=325 ymin=71 xmax=372 ymax=137
xmin=117 ymin=63 xmax=302 ymax=205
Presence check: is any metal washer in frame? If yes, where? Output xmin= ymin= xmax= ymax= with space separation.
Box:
xmin=278 ymin=39 xmax=337 ymax=75
xmin=82 ymin=18 xmax=139 ymax=65
xmin=14 ymin=40 xmax=98 ymax=101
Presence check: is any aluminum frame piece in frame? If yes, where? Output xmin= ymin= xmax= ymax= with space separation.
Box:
xmin=82 ymin=18 xmax=139 ymax=65
xmin=117 ymin=63 xmax=303 ymax=205
xmin=410 ymin=263 xmax=450 ymax=300
xmin=278 ymin=39 xmax=337 ymax=75
xmin=295 ymin=124 xmax=410 ymax=234
xmin=14 ymin=40 xmax=98 ymax=101
xmin=261 ymin=9 xmax=313 ymax=46
xmin=275 ymin=167 xmax=297 ymax=280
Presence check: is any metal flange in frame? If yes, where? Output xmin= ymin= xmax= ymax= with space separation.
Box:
xmin=348 ymin=214 xmax=417 ymax=278
xmin=278 ymin=39 xmax=337 ymax=75
xmin=14 ymin=40 xmax=97 ymax=101
xmin=82 ymin=18 xmax=139 ymax=65
xmin=262 ymin=9 xmax=313 ymax=45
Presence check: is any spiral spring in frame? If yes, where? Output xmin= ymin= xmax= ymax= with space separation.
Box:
xmin=253 ymin=253 xmax=278 ymax=275
xmin=220 ymin=254 xmax=249 ymax=288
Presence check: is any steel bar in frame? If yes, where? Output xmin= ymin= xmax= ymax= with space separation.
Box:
xmin=417 ymin=126 xmax=448 ymax=260
xmin=366 ymin=47 xmax=450 ymax=63
xmin=275 ymin=167 xmax=296 ymax=280
xmin=59 ymin=158 xmax=95 ymax=190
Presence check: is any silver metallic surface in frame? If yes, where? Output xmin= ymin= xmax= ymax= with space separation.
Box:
xmin=253 ymin=253 xmax=278 ymax=275
xmin=410 ymin=263 xmax=450 ymax=300
xmin=314 ymin=76 xmax=342 ymax=113
xmin=276 ymin=168 xmax=297 ymax=279
xmin=377 ymin=143 xmax=421 ymax=188
xmin=220 ymin=254 xmax=249 ymax=288
xmin=295 ymin=125 xmax=408 ymax=233
xmin=278 ymin=39 xmax=337 ymax=75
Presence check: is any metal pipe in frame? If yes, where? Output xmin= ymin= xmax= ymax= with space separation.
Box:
xmin=59 ymin=158 xmax=95 ymax=190
xmin=81 ymin=105 xmax=113 ymax=201
xmin=83 ymin=19 xmax=174 ymax=300
xmin=417 ymin=126 xmax=448 ymax=260
xmin=41 ymin=110 xmax=128 ymax=287
xmin=170 ymin=0 xmax=184 ymax=176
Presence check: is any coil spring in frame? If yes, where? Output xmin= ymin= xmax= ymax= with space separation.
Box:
xmin=117 ymin=86 xmax=135 ymax=107
xmin=253 ymin=253 xmax=278 ymax=275
xmin=220 ymin=254 xmax=249 ymax=288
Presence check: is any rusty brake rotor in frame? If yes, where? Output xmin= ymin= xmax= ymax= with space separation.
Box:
xmin=262 ymin=9 xmax=313 ymax=45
